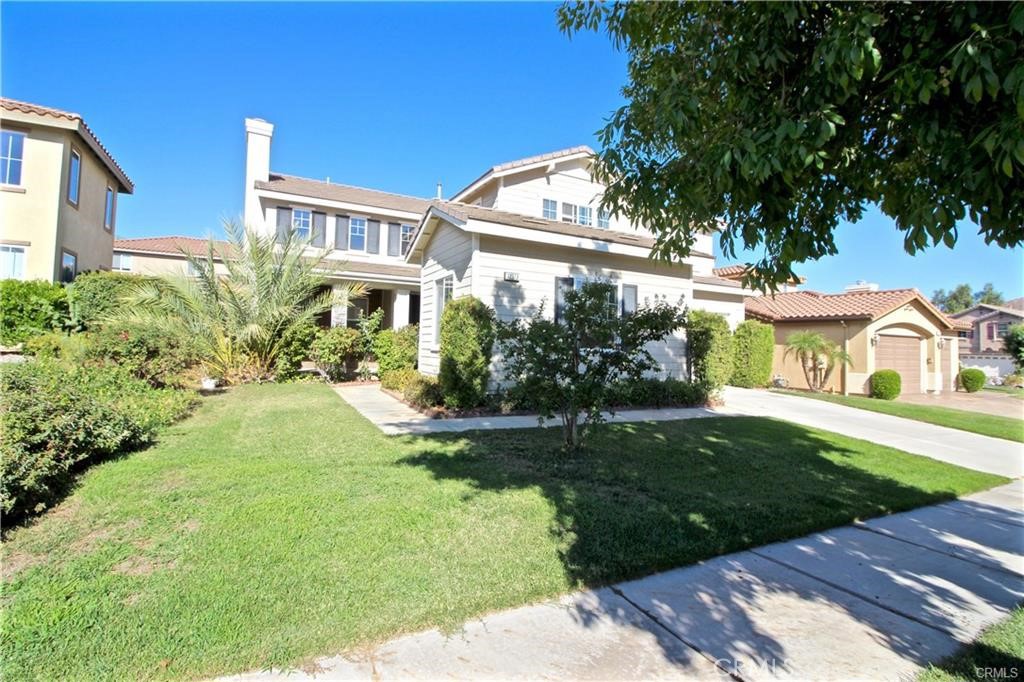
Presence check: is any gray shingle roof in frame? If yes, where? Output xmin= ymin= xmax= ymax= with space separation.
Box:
xmin=255 ymin=174 xmax=431 ymax=214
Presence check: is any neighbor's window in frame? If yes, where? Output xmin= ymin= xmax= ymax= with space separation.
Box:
xmin=435 ymin=275 xmax=454 ymax=342
xmin=561 ymin=202 xmax=578 ymax=224
xmin=578 ymin=206 xmax=592 ymax=226
xmin=0 ymin=245 xmax=26 ymax=280
xmin=598 ymin=209 xmax=610 ymax=229
xmin=349 ymin=217 xmax=367 ymax=251
xmin=998 ymin=322 xmax=1009 ymax=338
xmin=104 ymin=187 xmax=115 ymax=230
xmin=68 ymin=149 xmax=81 ymax=205
xmin=542 ymin=198 xmax=558 ymax=220
xmin=401 ymin=223 xmax=415 ymax=255
xmin=112 ymin=252 xmax=132 ymax=272
xmin=0 ymin=130 xmax=25 ymax=186
xmin=61 ymin=251 xmax=77 ymax=283
xmin=291 ymin=208 xmax=311 ymax=240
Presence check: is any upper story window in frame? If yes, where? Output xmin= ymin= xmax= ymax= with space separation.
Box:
xmin=350 ymin=217 xmax=367 ymax=251
xmin=401 ymin=224 xmax=415 ymax=255
xmin=104 ymin=187 xmax=115 ymax=230
xmin=291 ymin=208 xmax=311 ymax=240
xmin=578 ymin=206 xmax=592 ymax=226
xmin=0 ymin=245 xmax=25 ymax=280
xmin=598 ymin=209 xmax=610 ymax=229
xmin=68 ymin=149 xmax=81 ymax=205
xmin=61 ymin=250 xmax=77 ymax=283
xmin=1 ymin=130 xmax=25 ymax=186
xmin=435 ymin=275 xmax=454 ymax=341
xmin=112 ymin=252 xmax=132 ymax=272
xmin=542 ymin=199 xmax=557 ymax=220
xmin=561 ymin=202 xmax=578 ymax=224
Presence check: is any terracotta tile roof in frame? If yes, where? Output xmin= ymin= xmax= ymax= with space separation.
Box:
xmin=430 ymin=200 xmax=714 ymax=258
xmin=255 ymin=174 xmax=431 ymax=214
xmin=745 ymin=288 xmax=964 ymax=330
xmin=114 ymin=236 xmax=231 ymax=258
xmin=1 ymin=97 xmax=134 ymax=192
xmin=712 ymin=264 xmax=806 ymax=284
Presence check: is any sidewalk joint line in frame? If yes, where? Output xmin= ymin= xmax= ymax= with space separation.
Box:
xmin=938 ymin=501 xmax=1024 ymax=529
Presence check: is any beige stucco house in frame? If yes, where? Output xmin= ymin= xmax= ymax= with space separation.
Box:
xmin=0 ymin=98 xmax=133 ymax=282
xmin=745 ymin=286 xmax=967 ymax=395
xmin=112 ymin=236 xmax=231 ymax=277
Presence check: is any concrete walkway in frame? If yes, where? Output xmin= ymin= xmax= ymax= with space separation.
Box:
xmin=218 ymin=480 xmax=1024 ymax=682
xmin=721 ymin=387 xmax=1023 ymax=478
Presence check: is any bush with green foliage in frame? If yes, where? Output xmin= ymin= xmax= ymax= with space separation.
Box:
xmin=869 ymin=369 xmax=902 ymax=400
xmin=730 ymin=320 xmax=775 ymax=388
xmin=606 ymin=377 xmax=710 ymax=408
xmin=23 ymin=331 xmax=90 ymax=363
xmin=274 ymin=321 xmax=320 ymax=382
xmin=67 ymin=271 xmax=148 ymax=329
xmin=380 ymin=367 xmax=420 ymax=393
xmin=85 ymin=323 xmax=200 ymax=388
xmin=0 ymin=359 xmax=197 ymax=521
xmin=311 ymin=326 xmax=361 ymax=381
xmin=402 ymin=372 xmax=443 ymax=409
xmin=1003 ymin=373 xmax=1024 ymax=388
xmin=686 ymin=310 xmax=733 ymax=391
xmin=439 ymin=297 xmax=496 ymax=409
xmin=958 ymin=367 xmax=987 ymax=393
xmin=1004 ymin=323 xmax=1024 ymax=372
xmin=374 ymin=324 xmax=419 ymax=375
xmin=0 ymin=280 xmax=69 ymax=345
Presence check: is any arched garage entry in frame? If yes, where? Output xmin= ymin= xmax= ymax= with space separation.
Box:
xmin=874 ymin=325 xmax=930 ymax=393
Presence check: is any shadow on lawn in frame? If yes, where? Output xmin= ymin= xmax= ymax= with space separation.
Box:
xmin=398 ymin=416 xmax=1022 ymax=677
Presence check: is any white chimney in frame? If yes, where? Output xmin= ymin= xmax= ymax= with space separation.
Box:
xmin=244 ymin=118 xmax=274 ymax=232
xmin=844 ymin=280 xmax=879 ymax=293
xmin=436 ymin=182 xmax=443 ymax=201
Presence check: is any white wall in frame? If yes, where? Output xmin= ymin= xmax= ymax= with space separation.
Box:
xmin=417 ymin=223 xmax=475 ymax=374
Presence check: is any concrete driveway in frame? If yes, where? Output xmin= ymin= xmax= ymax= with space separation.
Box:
xmin=721 ymin=387 xmax=1023 ymax=478
xmin=897 ymin=389 xmax=1024 ymax=419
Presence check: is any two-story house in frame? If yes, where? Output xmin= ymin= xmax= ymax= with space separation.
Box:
xmin=0 ymin=98 xmax=133 ymax=282
xmin=951 ymin=300 xmax=1024 ymax=354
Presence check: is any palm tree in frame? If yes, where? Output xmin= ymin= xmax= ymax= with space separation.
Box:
xmin=784 ymin=330 xmax=852 ymax=391
xmin=119 ymin=221 xmax=366 ymax=383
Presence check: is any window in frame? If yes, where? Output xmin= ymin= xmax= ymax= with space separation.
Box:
xmin=68 ymin=150 xmax=81 ymax=205
xmin=291 ymin=208 xmax=311 ymax=240
xmin=598 ymin=209 xmax=611 ymax=229
xmin=401 ymin=224 xmax=415 ymax=255
xmin=435 ymin=275 xmax=454 ymax=341
xmin=542 ymin=198 xmax=558 ymax=220
xmin=621 ymin=284 xmax=638 ymax=316
xmin=1 ymin=130 xmax=25 ymax=186
xmin=347 ymin=298 xmax=370 ymax=329
xmin=112 ymin=252 xmax=132 ymax=272
xmin=104 ymin=187 xmax=115 ymax=230
xmin=998 ymin=322 xmax=1010 ymax=338
xmin=0 ymin=245 xmax=25 ymax=279
xmin=561 ymin=202 xmax=578 ymax=224
xmin=578 ymin=206 xmax=592 ymax=226
xmin=554 ymin=276 xmax=618 ymax=323
xmin=349 ymin=217 xmax=367 ymax=251
xmin=61 ymin=250 xmax=77 ymax=283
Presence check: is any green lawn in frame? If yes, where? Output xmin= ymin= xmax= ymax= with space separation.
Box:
xmin=776 ymin=389 xmax=1024 ymax=443
xmin=1 ymin=384 xmax=1006 ymax=681
xmin=919 ymin=607 xmax=1024 ymax=681
xmin=985 ymin=385 xmax=1024 ymax=400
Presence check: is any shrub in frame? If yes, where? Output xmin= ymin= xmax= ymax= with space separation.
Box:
xmin=67 ymin=271 xmax=148 ymax=329
xmin=1003 ymin=373 xmax=1024 ymax=388
xmin=86 ymin=323 xmax=200 ymax=388
xmin=439 ymin=297 xmax=496 ymax=409
xmin=958 ymin=367 xmax=986 ymax=393
xmin=0 ymin=359 xmax=197 ymax=521
xmin=402 ymin=372 xmax=443 ymax=409
xmin=23 ymin=331 xmax=90 ymax=362
xmin=607 ymin=377 xmax=710 ymax=408
xmin=311 ymin=326 xmax=361 ymax=381
xmin=380 ymin=367 xmax=419 ymax=393
xmin=375 ymin=324 xmax=419 ymax=375
xmin=685 ymin=310 xmax=733 ymax=391
xmin=730 ymin=320 xmax=774 ymax=388
xmin=274 ymin=321 xmax=320 ymax=382
xmin=0 ymin=280 xmax=69 ymax=345
xmin=1004 ymin=323 xmax=1024 ymax=372
xmin=869 ymin=369 xmax=901 ymax=400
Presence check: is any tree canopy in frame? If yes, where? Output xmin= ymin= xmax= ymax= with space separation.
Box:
xmin=932 ymin=282 xmax=1006 ymax=312
xmin=558 ymin=2 xmax=1024 ymax=289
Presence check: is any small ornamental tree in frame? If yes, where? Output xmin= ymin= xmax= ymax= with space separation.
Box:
xmin=438 ymin=297 xmax=496 ymax=409
xmin=784 ymin=330 xmax=852 ymax=392
xmin=730 ymin=319 xmax=775 ymax=388
xmin=1004 ymin=323 xmax=1024 ymax=372
xmin=497 ymin=282 xmax=686 ymax=448
xmin=686 ymin=310 xmax=733 ymax=391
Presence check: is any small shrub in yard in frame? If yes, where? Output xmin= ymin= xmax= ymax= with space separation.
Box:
xmin=730 ymin=320 xmax=774 ymax=388
xmin=274 ymin=321 xmax=320 ymax=382
xmin=67 ymin=271 xmax=148 ymax=329
xmin=606 ymin=377 xmax=710 ymax=408
xmin=958 ymin=367 xmax=986 ymax=393
xmin=23 ymin=331 xmax=90 ymax=363
xmin=870 ymin=369 xmax=902 ymax=400
xmin=374 ymin=324 xmax=419 ymax=375
xmin=0 ymin=280 xmax=69 ymax=345
xmin=1004 ymin=323 xmax=1024 ymax=372
xmin=439 ymin=297 xmax=496 ymax=409
xmin=311 ymin=327 xmax=361 ymax=381
xmin=380 ymin=367 xmax=419 ymax=393
xmin=686 ymin=310 xmax=733 ymax=391
xmin=402 ymin=372 xmax=443 ymax=409
xmin=0 ymin=359 xmax=197 ymax=521
xmin=86 ymin=323 xmax=201 ymax=388
xmin=1003 ymin=373 xmax=1024 ymax=388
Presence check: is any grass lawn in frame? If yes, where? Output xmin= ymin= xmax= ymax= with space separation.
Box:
xmin=776 ymin=389 xmax=1024 ymax=443
xmin=1 ymin=384 xmax=1007 ymax=681
xmin=985 ymin=385 xmax=1024 ymax=400
xmin=919 ymin=607 xmax=1024 ymax=681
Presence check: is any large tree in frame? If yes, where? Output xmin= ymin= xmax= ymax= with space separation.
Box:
xmin=558 ymin=2 xmax=1024 ymax=289
xmin=974 ymin=282 xmax=1006 ymax=306
xmin=932 ymin=284 xmax=976 ymax=313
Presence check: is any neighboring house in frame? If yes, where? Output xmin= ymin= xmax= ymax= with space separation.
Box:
xmin=405 ymin=146 xmax=751 ymax=379
xmin=949 ymin=300 xmax=1024 ymax=381
xmin=711 ymin=265 xmax=804 ymax=293
xmin=0 ymin=98 xmax=133 ymax=282
xmin=112 ymin=236 xmax=231 ymax=277
xmin=745 ymin=287 xmax=967 ymax=394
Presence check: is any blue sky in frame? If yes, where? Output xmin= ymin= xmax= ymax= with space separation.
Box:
xmin=3 ymin=2 xmax=1020 ymax=298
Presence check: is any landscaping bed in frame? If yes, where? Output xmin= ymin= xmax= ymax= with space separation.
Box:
xmin=1 ymin=383 xmax=1006 ymax=681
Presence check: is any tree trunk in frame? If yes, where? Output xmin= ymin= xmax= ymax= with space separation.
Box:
xmin=800 ymin=352 xmax=816 ymax=391
xmin=563 ymin=410 xmax=579 ymax=449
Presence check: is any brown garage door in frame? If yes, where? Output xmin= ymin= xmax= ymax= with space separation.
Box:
xmin=876 ymin=335 xmax=922 ymax=393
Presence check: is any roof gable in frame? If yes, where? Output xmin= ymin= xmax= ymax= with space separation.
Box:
xmin=450 ymin=145 xmax=595 ymax=202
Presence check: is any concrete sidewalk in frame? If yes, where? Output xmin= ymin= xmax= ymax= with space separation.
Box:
xmin=218 ymin=481 xmax=1024 ymax=682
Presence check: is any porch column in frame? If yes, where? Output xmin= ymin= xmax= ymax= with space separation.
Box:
xmin=330 ymin=283 xmax=349 ymax=328
xmin=392 ymin=289 xmax=411 ymax=329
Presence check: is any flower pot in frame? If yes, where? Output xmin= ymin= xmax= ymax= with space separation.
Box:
xmin=201 ymin=377 xmax=219 ymax=391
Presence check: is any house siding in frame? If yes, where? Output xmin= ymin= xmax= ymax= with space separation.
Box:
xmin=417 ymin=223 xmax=474 ymax=374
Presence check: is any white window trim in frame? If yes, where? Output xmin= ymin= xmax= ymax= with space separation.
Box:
xmin=112 ymin=251 xmax=132 ymax=272
xmin=67 ymin=148 xmax=82 ymax=207
xmin=597 ymin=208 xmax=611 ymax=229
xmin=291 ymin=208 xmax=312 ymax=241
xmin=434 ymin=274 xmax=454 ymax=344
xmin=561 ymin=202 xmax=578 ymax=224
xmin=400 ymin=223 xmax=415 ymax=255
xmin=349 ymin=216 xmax=368 ymax=252
xmin=61 ymin=250 xmax=78 ymax=283
xmin=1 ymin=129 xmax=26 ymax=188
xmin=104 ymin=186 xmax=115 ymax=231
xmin=0 ymin=244 xmax=27 ymax=280
xmin=542 ymin=198 xmax=558 ymax=220
xmin=578 ymin=206 xmax=593 ymax=227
